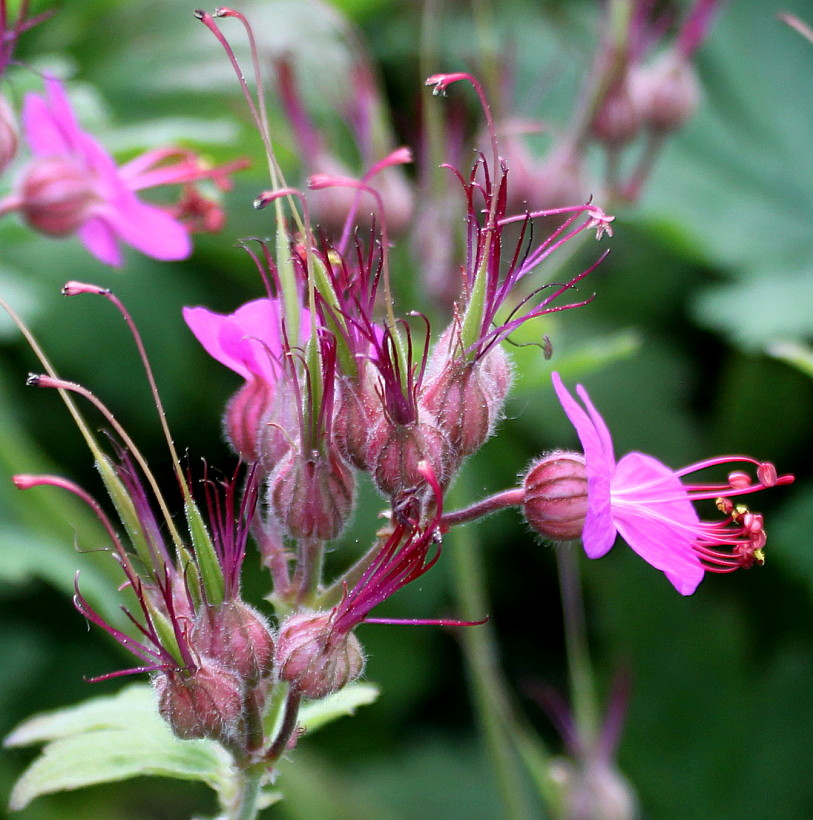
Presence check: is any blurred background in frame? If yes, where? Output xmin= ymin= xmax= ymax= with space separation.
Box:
xmin=2 ymin=0 xmax=812 ymax=817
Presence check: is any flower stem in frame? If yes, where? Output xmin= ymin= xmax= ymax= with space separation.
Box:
xmin=227 ymin=769 xmax=263 ymax=820
xmin=557 ymin=544 xmax=599 ymax=747
xmin=448 ymin=480 xmax=539 ymax=820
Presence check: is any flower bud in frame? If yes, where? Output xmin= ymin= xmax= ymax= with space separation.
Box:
xmin=155 ymin=660 xmax=244 ymax=744
xmin=422 ymin=343 xmax=512 ymax=459
xmin=257 ymin=378 xmax=299 ymax=470
xmin=276 ymin=611 xmax=365 ymax=700
xmin=333 ymin=372 xmax=380 ymax=472
xmin=368 ymin=416 xmax=450 ymax=499
xmin=591 ymin=79 xmax=642 ymax=147
xmin=629 ymin=54 xmax=700 ymax=133
xmin=267 ymin=449 xmax=355 ymax=541
xmin=18 ymin=157 xmax=98 ymax=236
xmin=550 ymin=757 xmax=638 ymax=820
xmin=193 ymin=601 xmax=276 ymax=685
xmin=1 ymin=95 xmax=19 ymax=175
xmin=422 ymin=362 xmax=490 ymax=457
xmin=523 ymin=451 xmax=588 ymax=541
xmin=224 ymin=378 xmax=274 ymax=463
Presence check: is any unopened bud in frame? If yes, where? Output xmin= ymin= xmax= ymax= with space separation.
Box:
xmin=276 ymin=611 xmax=365 ymax=700
xmin=18 ymin=157 xmax=98 ymax=236
xmin=550 ymin=757 xmax=638 ymax=820
xmin=333 ymin=373 xmax=380 ymax=471
xmin=257 ymin=378 xmax=299 ymax=470
xmin=421 ymin=358 xmax=496 ymax=458
xmin=155 ymin=660 xmax=244 ymax=744
xmin=193 ymin=601 xmax=276 ymax=685
xmin=523 ymin=452 xmax=588 ymax=541
xmin=268 ymin=449 xmax=355 ymax=541
xmin=369 ymin=416 xmax=451 ymax=499
xmin=591 ymin=79 xmax=641 ymax=147
xmin=629 ymin=54 xmax=700 ymax=133
xmin=1 ymin=95 xmax=19 ymax=175
xmin=224 ymin=378 xmax=274 ymax=463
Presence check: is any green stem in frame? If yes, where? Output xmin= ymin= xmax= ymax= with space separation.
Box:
xmin=448 ymin=481 xmax=538 ymax=820
xmin=556 ymin=544 xmax=598 ymax=747
xmin=228 ymin=769 xmax=263 ymax=820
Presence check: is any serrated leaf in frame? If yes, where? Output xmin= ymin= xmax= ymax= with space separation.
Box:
xmin=298 ymin=682 xmax=380 ymax=734
xmin=5 ymin=685 xmax=232 ymax=811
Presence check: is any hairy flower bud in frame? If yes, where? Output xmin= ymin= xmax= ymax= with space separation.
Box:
xmin=193 ymin=601 xmax=276 ymax=685
xmin=333 ymin=373 xmax=380 ymax=471
xmin=18 ymin=157 xmax=98 ymax=236
xmin=423 ymin=344 xmax=512 ymax=459
xmin=276 ymin=611 xmax=365 ymax=700
xmin=369 ymin=416 xmax=450 ymax=499
xmin=257 ymin=378 xmax=299 ymax=470
xmin=268 ymin=449 xmax=355 ymax=541
xmin=224 ymin=378 xmax=274 ymax=463
xmin=629 ymin=55 xmax=700 ymax=133
xmin=1 ymin=95 xmax=19 ymax=175
xmin=155 ymin=660 xmax=244 ymax=744
xmin=523 ymin=451 xmax=588 ymax=541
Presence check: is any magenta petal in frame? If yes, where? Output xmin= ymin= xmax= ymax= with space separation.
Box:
xmin=22 ymin=76 xmax=80 ymax=156
xmin=183 ymin=299 xmax=283 ymax=384
xmin=106 ymin=199 xmax=191 ymax=261
xmin=77 ymin=217 xmax=123 ymax=267
xmin=22 ymin=93 xmax=67 ymax=156
xmin=613 ymin=452 xmax=705 ymax=595
xmin=551 ymin=372 xmax=616 ymax=556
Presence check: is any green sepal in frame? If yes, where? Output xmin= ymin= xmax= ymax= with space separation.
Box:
xmin=185 ymin=497 xmax=224 ymax=607
xmin=95 ymin=454 xmax=153 ymax=570
xmin=147 ymin=599 xmax=186 ymax=670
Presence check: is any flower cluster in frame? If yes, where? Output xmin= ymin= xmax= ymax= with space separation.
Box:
xmin=2 ymin=7 xmax=797 ymax=811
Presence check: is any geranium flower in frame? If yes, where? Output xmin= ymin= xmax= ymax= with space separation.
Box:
xmin=1 ymin=75 xmax=244 ymax=266
xmin=551 ymin=372 xmax=794 ymax=594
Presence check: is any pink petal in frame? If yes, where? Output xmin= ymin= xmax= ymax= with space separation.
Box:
xmin=551 ymin=372 xmax=616 ymax=557
xmin=21 ymin=91 xmax=72 ymax=157
xmin=105 ymin=198 xmax=192 ymax=261
xmin=77 ymin=217 xmax=123 ymax=267
xmin=183 ymin=299 xmax=283 ymax=384
xmin=613 ymin=452 xmax=705 ymax=595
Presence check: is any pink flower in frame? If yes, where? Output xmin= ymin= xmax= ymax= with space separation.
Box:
xmin=2 ymin=75 xmax=244 ymax=266
xmin=183 ymin=298 xmax=290 ymax=386
xmin=183 ymin=296 xmax=311 ymax=462
xmin=551 ymin=372 xmax=794 ymax=595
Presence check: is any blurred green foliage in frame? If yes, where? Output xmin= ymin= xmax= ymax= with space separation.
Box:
xmin=1 ymin=0 xmax=812 ymax=818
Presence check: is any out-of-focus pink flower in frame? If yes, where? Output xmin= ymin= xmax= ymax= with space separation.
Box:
xmin=551 ymin=372 xmax=794 ymax=595
xmin=2 ymin=75 xmax=244 ymax=266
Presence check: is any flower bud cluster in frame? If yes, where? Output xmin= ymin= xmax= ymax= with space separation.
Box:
xmin=154 ymin=600 xmax=277 ymax=746
xmin=499 ymin=1 xmax=718 ymax=209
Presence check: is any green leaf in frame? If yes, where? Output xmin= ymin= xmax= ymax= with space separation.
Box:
xmin=298 ymin=683 xmax=380 ymax=734
xmin=5 ymin=684 xmax=232 ymax=811
xmin=766 ymin=338 xmax=813 ymax=379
